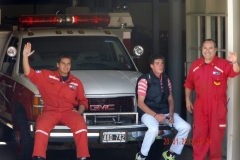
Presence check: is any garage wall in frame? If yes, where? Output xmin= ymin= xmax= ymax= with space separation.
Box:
xmin=0 ymin=3 xmax=68 ymax=16
xmin=227 ymin=1 xmax=240 ymax=159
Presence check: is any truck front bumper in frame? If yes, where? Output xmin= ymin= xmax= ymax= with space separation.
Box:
xmin=29 ymin=112 xmax=172 ymax=143
xmin=28 ymin=122 xmax=172 ymax=143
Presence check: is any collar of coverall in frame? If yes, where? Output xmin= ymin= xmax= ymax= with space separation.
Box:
xmin=54 ymin=70 xmax=76 ymax=82
xmin=200 ymin=55 xmax=218 ymax=66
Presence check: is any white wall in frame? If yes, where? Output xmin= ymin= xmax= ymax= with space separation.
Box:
xmin=227 ymin=0 xmax=240 ymax=159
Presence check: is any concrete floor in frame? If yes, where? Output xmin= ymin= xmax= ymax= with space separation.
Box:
xmin=0 ymin=138 xmax=227 ymax=160
xmin=161 ymin=145 xmax=227 ymax=160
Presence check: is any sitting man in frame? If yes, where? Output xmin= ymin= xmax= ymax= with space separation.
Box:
xmin=135 ymin=54 xmax=191 ymax=160
xmin=23 ymin=42 xmax=90 ymax=160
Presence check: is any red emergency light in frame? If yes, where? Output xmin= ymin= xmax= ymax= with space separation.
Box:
xmin=19 ymin=14 xmax=110 ymax=27
xmin=19 ymin=15 xmax=64 ymax=27
xmin=70 ymin=15 xmax=110 ymax=26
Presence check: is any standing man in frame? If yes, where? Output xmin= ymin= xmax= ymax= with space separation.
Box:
xmin=23 ymin=42 xmax=90 ymax=160
xmin=135 ymin=54 xmax=191 ymax=160
xmin=184 ymin=39 xmax=240 ymax=160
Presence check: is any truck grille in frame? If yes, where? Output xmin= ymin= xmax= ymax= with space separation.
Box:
xmin=86 ymin=96 xmax=134 ymax=113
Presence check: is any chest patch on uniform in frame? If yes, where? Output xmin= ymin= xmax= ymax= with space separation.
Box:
xmin=69 ymin=85 xmax=77 ymax=90
xmin=36 ymin=70 xmax=41 ymax=73
xmin=214 ymin=81 xmax=221 ymax=85
xmin=213 ymin=71 xmax=220 ymax=75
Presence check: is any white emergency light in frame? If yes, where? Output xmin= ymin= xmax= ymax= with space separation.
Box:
xmin=108 ymin=12 xmax=134 ymax=28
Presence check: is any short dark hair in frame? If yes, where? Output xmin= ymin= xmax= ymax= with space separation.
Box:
xmin=202 ymin=39 xmax=217 ymax=48
xmin=56 ymin=53 xmax=72 ymax=63
xmin=149 ymin=54 xmax=165 ymax=65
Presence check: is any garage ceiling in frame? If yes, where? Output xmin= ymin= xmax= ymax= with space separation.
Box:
xmin=0 ymin=0 xmax=179 ymax=5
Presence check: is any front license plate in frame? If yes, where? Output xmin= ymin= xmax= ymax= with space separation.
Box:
xmin=100 ymin=130 xmax=127 ymax=143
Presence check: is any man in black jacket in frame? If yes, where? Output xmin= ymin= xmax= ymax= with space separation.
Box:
xmin=135 ymin=54 xmax=191 ymax=160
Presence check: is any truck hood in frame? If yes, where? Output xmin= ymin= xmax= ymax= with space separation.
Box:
xmin=20 ymin=70 xmax=142 ymax=96
xmin=71 ymin=70 xmax=142 ymax=95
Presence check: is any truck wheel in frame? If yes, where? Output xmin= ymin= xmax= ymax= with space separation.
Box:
xmin=12 ymin=110 xmax=33 ymax=160
xmin=0 ymin=123 xmax=12 ymax=141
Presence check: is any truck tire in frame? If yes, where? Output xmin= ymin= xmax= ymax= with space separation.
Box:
xmin=0 ymin=123 xmax=12 ymax=141
xmin=12 ymin=108 xmax=33 ymax=160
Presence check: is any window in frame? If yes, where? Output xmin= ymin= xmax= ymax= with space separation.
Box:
xmin=19 ymin=36 xmax=136 ymax=73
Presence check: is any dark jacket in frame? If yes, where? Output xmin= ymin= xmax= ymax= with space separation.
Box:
xmin=136 ymin=70 xmax=170 ymax=117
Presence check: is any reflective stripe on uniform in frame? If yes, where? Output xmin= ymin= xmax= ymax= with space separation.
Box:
xmin=36 ymin=129 xmax=48 ymax=136
xmin=75 ymin=129 xmax=87 ymax=134
xmin=219 ymin=124 xmax=226 ymax=128
xmin=214 ymin=66 xmax=223 ymax=73
xmin=193 ymin=66 xmax=200 ymax=72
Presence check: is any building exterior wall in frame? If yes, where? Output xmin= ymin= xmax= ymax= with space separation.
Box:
xmin=227 ymin=1 xmax=240 ymax=159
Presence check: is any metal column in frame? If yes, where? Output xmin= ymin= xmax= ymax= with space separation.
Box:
xmin=168 ymin=0 xmax=182 ymax=114
xmin=152 ymin=0 xmax=159 ymax=55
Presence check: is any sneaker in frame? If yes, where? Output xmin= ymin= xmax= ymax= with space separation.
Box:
xmin=77 ymin=158 xmax=86 ymax=160
xmin=162 ymin=151 xmax=175 ymax=160
xmin=135 ymin=152 xmax=146 ymax=160
xmin=32 ymin=156 xmax=46 ymax=160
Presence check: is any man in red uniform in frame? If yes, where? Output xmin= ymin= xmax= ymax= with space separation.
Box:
xmin=23 ymin=42 xmax=90 ymax=160
xmin=184 ymin=39 xmax=240 ymax=160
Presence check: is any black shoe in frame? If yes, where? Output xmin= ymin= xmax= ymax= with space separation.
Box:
xmin=33 ymin=156 xmax=46 ymax=160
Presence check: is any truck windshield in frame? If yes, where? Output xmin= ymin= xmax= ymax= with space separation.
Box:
xmin=20 ymin=36 xmax=136 ymax=72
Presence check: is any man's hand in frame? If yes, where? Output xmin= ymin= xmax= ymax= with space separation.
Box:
xmin=186 ymin=99 xmax=194 ymax=113
xmin=23 ymin=42 xmax=35 ymax=57
xmin=228 ymin=52 xmax=238 ymax=63
xmin=155 ymin=114 xmax=165 ymax=123
xmin=23 ymin=42 xmax=34 ymax=76
xmin=168 ymin=115 xmax=174 ymax=123
xmin=228 ymin=51 xmax=240 ymax=73
xmin=78 ymin=104 xmax=85 ymax=115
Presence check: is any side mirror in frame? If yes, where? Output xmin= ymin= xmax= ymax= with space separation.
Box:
xmin=133 ymin=45 xmax=144 ymax=57
xmin=7 ymin=46 xmax=17 ymax=57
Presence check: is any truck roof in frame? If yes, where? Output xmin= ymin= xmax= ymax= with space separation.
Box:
xmin=16 ymin=28 xmax=117 ymax=38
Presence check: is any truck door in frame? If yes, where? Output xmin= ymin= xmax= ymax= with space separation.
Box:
xmin=0 ymin=36 xmax=18 ymax=117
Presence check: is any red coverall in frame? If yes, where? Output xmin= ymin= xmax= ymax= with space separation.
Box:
xmin=26 ymin=68 xmax=90 ymax=159
xmin=184 ymin=56 xmax=239 ymax=160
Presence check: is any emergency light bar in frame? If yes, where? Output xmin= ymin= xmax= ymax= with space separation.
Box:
xmin=70 ymin=15 xmax=110 ymax=26
xmin=19 ymin=15 xmax=64 ymax=27
xmin=19 ymin=14 xmax=110 ymax=27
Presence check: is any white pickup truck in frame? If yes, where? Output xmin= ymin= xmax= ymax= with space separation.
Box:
xmin=0 ymin=11 xmax=170 ymax=160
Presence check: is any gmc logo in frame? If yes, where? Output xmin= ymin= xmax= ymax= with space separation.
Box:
xmin=89 ymin=104 xmax=115 ymax=111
